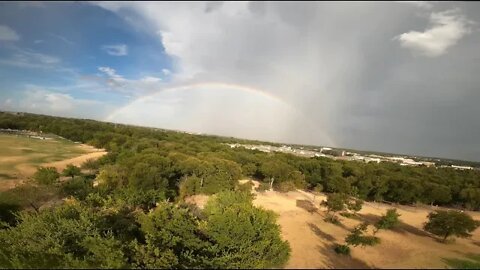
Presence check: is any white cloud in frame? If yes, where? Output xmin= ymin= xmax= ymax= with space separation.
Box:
xmin=0 ymin=48 xmax=61 ymax=68
xmin=396 ymin=9 xmax=472 ymax=57
xmin=34 ymin=39 xmax=44 ymax=44
xmin=141 ymin=76 xmax=162 ymax=83
xmin=0 ymin=25 xmax=20 ymax=41
xmin=162 ymin=68 xmax=171 ymax=76
xmin=98 ymin=66 xmax=120 ymax=78
xmin=102 ymin=44 xmax=128 ymax=56
xmin=12 ymin=86 xmax=108 ymax=119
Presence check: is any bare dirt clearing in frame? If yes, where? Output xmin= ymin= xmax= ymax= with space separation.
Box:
xmin=187 ymin=179 xmax=480 ymax=269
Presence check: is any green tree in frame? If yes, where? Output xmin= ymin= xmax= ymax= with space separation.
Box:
xmin=374 ymin=208 xmax=401 ymax=234
xmin=204 ymin=191 xmax=290 ymax=268
xmin=0 ymin=203 xmax=127 ymax=268
xmin=33 ymin=167 xmax=60 ymax=185
xmin=62 ymin=164 xmax=82 ymax=179
xmin=424 ymin=210 xmax=479 ymax=242
xmin=133 ymin=202 xmax=212 ymax=268
xmin=347 ymin=198 xmax=363 ymax=215
xmin=345 ymin=222 xmax=380 ymax=247
xmin=460 ymin=188 xmax=480 ymax=211
xmin=322 ymin=193 xmax=347 ymax=215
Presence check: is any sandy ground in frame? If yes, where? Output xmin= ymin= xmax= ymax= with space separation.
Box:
xmin=186 ymin=179 xmax=480 ymax=269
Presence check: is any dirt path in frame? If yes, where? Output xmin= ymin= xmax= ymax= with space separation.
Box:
xmin=43 ymin=150 xmax=107 ymax=173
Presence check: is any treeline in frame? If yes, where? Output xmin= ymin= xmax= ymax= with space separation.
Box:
xmin=1 ymin=112 xmax=480 ymax=210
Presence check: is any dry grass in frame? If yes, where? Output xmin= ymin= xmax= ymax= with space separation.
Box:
xmin=0 ymin=133 xmax=106 ymax=191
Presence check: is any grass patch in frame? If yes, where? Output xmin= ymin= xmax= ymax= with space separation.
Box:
xmin=443 ymin=254 xmax=480 ymax=269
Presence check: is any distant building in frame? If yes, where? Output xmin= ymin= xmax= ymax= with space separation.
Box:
xmin=451 ymin=165 xmax=473 ymax=170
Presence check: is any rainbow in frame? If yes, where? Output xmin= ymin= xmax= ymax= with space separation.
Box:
xmin=105 ymin=82 xmax=335 ymax=146
xmin=105 ymin=82 xmax=293 ymax=121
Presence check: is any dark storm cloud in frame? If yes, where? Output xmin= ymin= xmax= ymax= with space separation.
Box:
xmin=95 ymin=1 xmax=480 ymax=161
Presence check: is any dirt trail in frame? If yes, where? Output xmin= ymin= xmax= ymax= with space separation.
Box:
xmin=43 ymin=150 xmax=107 ymax=173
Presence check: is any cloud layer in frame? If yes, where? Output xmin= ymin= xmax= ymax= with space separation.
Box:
xmin=92 ymin=2 xmax=480 ymax=161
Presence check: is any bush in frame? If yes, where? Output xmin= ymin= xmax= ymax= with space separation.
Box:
xmin=275 ymin=181 xmax=297 ymax=192
xmin=374 ymin=208 xmax=401 ymax=233
xmin=334 ymin=244 xmax=350 ymax=255
xmin=33 ymin=167 xmax=59 ymax=185
xmin=62 ymin=164 xmax=82 ymax=179
xmin=345 ymin=222 xmax=381 ymax=247
xmin=235 ymin=180 xmax=254 ymax=193
xmin=62 ymin=177 xmax=93 ymax=200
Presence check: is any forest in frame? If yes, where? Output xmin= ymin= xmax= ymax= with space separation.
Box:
xmin=0 ymin=112 xmax=480 ymax=268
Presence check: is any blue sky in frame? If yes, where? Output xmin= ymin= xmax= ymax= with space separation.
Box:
xmin=0 ymin=2 xmax=173 ymax=118
xmin=1 ymin=2 xmax=480 ymax=161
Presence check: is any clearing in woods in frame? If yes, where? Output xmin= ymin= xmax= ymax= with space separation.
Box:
xmin=0 ymin=132 xmax=106 ymax=191
xmin=186 ymin=180 xmax=480 ymax=269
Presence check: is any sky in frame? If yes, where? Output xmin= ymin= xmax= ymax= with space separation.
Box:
xmin=1 ymin=1 xmax=480 ymax=161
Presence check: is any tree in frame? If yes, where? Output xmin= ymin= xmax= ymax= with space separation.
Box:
xmin=345 ymin=222 xmax=380 ymax=247
xmin=0 ymin=204 xmax=127 ymax=268
xmin=321 ymin=193 xmax=348 ymax=224
xmin=374 ymin=208 xmax=401 ymax=234
xmin=347 ymin=198 xmax=363 ymax=215
xmin=62 ymin=164 xmax=82 ymax=179
xmin=424 ymin=210 xmax=479 ymax=242
xmin=322 ymin=193 xmax=347 ymax=215
xmin=203 ymin=191 xmax=290 ymax=268
xmin=33 ymin=167 xmax=59 ymax=185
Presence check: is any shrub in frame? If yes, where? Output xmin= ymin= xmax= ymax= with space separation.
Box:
xmin=334 ymin=244 xmax=350 ymax=255
xmin=62 ymin=164 xmax=82 ymax=179
xmin=275 ymin=181 xmax=297 ymax=192
xmin=345 ymin=222 xmax=380 ymax=247
xmin=374 ymin=208 xmax=401 ymax=234
xmin=62 ymin=177 xmax=93 ymax=200
xmin=235 ymin=180 xmax=254 ymax=193
xmin=33 ymin=167 xmax=59 ymax=185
